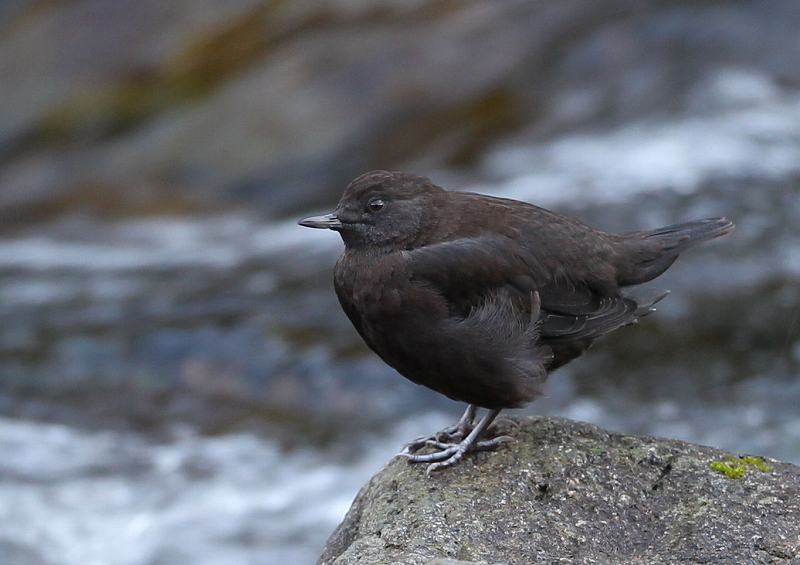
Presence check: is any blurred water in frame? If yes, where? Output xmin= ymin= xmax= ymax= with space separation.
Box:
xmin=1 ymin=54 xmax=799 ymax=565
xmin=0 ymin=413 xmax=452 ymax=565
xmin=479 ymin=69 xmax=800 ymax=207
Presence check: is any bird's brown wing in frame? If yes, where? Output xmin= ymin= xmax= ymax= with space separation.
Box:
xmin=405 ymin=235 xmax=661 ymax=343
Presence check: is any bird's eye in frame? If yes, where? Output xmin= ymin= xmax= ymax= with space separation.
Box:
xmin=367 ymin=198 xmax=385 ymax=212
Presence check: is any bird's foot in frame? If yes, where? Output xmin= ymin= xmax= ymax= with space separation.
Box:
xmin=399 ymin=422 xmax=474 ymax=455
xmin=398 ymin=434 xmax=513 ymax=475
xmin=399 ymin=406 xmax=477 ymax=455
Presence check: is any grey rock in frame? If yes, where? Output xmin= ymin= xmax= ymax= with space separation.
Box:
xmin=319 ymin=416 xmax=800 ymax=565
xmin=426 ymin=560 xmax=504 ymax=565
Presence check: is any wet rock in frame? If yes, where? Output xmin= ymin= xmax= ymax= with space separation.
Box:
xmin=3 ymin=0 xmax=800 ymax=224
xmin=319 ymin=416 xmax=800 ymax=565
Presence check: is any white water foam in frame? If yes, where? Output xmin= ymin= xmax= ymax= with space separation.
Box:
xmin=0 ymin=412 xmax=451 ymax=565
xmin=0 ymin=216 xmax=340 ymax=272
xmin=475 ymin=69 xmax=800 ymax=207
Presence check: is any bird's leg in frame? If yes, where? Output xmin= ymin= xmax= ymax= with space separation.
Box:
xmin=442 ymin=404 xmax=477 ymax=439
xmin=399 ymin=404 xmax=477 ymax=455
xmin=399 ymin=409 xmax=513 ymax=475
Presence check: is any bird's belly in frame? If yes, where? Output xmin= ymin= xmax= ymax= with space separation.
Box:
xmin=339 ymin=255 xmax=541 ymax=409
xmin=358 ymin=308 xmax=540 ymax=410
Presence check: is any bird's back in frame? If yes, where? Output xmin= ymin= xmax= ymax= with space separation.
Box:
xmin=424 ymin=190 xmax=732 ymax=298
xmin=409 ymin=190 xmax=730 ymax=368
xmin=418 ymin=191 xmax=624 ymax=313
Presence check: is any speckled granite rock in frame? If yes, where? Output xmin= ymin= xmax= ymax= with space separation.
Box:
xmin=319 ymin=416 xmax=800 ymax=565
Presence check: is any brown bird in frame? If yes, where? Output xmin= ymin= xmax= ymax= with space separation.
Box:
xmin=299 ymin=171 xmax=734 ymax=474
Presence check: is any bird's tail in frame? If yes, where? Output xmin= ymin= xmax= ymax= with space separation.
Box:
xmin=617 ymin=217 xmax=734 ymax=285
xmin=639 ymin=217 xmax=735 ymax=254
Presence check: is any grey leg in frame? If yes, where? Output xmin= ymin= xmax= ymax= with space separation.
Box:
xmin=444 ymin=404 xmax=478 ymax=442
xmin=400 ymin=404 xmax=477 ymax=455
xmin=452 ymin=404 xmax=477 ymax=437
xmin=399 ymin=409 xmax=513 ymax=475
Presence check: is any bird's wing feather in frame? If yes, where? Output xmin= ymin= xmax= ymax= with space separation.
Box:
xmin=405 ymin=235 xmax=657 ymax=342
xmin=406 ymin=234 xmax=598 ymax=314
xmin=405 ymin=235 xmax=528 ymax=297
xmin=540 ymin=296 xmax=637 ymax=341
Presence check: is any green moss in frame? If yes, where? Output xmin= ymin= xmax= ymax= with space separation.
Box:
xmin=710 ymin=456 xmax=771 ymax=479
xmin=710 ymin=459 xmax=746 ymax=479
xmin=740 ymin=456 xmax=772 ymax=473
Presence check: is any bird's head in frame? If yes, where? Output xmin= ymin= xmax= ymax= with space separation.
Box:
xmin=298 ymin=171 xmax=444 ymax=251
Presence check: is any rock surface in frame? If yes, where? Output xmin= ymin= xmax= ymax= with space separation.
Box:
xmin=319 ymin=417 xmax=800 ymax=565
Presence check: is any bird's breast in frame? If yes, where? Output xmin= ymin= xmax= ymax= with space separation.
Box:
xmin=335 ymin=251 xmax=408 ymax=320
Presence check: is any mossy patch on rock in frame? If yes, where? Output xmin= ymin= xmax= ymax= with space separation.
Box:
xmin=710 ymin=455 xmax=772 ymax=479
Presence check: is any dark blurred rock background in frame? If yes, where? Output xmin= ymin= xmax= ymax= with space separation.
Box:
xmin=3 ymin=0 xmax=799 ymax=224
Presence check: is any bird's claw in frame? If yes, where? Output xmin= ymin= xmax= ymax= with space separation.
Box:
xmin=397 ymin=435 xmax=513 ymax=475
xmin=398 ymin=423 xmax=473 ymax=455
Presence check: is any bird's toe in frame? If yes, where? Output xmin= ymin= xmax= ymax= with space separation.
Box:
xmin=398 ymin=446 xmax=459 ymax=463
xmin=403 ymin=434 xmax=514 ymax=474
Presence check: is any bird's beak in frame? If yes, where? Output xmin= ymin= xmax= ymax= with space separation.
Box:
xmin=297 ymin=212 xmax=343 ymax=230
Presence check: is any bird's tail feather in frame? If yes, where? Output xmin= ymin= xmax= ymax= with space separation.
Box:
xmin=618 ymin=217 xmax=734 ymax=285
xmin=639 ymin=217 xmax=735 ymax=254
